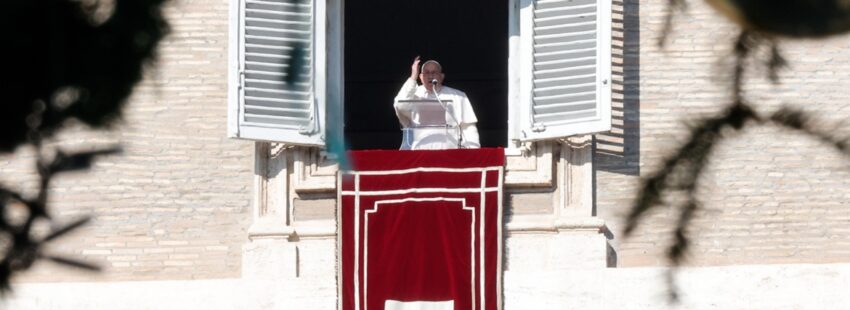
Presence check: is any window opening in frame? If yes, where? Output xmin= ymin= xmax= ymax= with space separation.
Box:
xmin=344 ymin=0 xmax=509 ymax=150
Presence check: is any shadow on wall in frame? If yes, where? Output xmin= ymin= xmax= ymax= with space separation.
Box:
xmin=594 ymin=0 xmax=640 ymax=177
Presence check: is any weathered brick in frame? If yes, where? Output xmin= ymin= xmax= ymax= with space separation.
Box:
xmin=597 ymin=0 xmax=850 ymax=267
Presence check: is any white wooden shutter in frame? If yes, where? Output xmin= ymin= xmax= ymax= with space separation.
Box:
xmin=228 ymin=0 xmax=329 ymax=146
xmin=517 ymin=0 xmax=611 ymax=141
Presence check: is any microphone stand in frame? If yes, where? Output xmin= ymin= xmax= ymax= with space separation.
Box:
xmin=430 ymin=80 xmax=464 ymax=148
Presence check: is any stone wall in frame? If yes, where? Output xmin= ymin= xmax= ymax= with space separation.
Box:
xmin=596 ymin=0 xmax=850 ymax=266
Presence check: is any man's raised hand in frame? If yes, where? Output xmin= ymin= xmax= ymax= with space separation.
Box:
xmin=410 ymin=56 xmax=421 ymax=81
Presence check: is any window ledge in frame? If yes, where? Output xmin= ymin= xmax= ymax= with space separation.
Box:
xmin=291 ymin=142 xmax=555 ymax=194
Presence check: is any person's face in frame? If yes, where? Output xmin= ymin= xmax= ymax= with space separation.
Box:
xmin=419 ymin=62 xmax=445 ymax=91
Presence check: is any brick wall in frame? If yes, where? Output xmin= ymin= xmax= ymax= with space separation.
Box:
xmin=597 ymin=0 xmax=850 ymax=267
xmin=1 ymin=0 xmax=253 ymax=282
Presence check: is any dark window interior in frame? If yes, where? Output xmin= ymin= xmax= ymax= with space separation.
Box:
xmin=344 ymin=0 xmax=508 ymax=150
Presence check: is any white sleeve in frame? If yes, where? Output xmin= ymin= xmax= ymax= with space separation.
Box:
xmin=460 ymin=93 xmax=478 ymax=124
xmin=394 ymin=78 xmax=418 ymax=102
xmin=393 ymin=78 xmax=419 ymax=127
xmin=460 ymin=124 xmax=480 ymax=149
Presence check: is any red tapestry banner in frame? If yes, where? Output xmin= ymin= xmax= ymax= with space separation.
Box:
xmin=338 ymin=148 xmax=504 ymax=310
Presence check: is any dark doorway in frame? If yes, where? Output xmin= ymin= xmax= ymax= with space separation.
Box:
xmin=344 ymin=0 xmax=508 ymax=150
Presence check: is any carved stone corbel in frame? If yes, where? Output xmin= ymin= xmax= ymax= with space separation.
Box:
xmin=504 ymin=141 xmax=555 ymax=187
xmin=557 ymin=135 xmax=594 ymax=218
xmin=292 ymin=146 xmax=338 ymax=193
xmin=247 ymin=142 xmax=295 ymax=240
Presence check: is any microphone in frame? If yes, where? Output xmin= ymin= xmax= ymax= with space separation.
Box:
xmin=427 ymin=79 xmax=463 ymax=148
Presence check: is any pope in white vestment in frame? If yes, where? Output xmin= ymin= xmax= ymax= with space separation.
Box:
xmin=393 ymin=58 xmax=481 ymax=150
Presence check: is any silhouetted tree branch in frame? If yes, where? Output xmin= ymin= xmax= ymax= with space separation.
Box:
xmin=627 ymin=0 xmax=850 ymax=302
xmin=0 ymin=0 xmax=169 ymax=294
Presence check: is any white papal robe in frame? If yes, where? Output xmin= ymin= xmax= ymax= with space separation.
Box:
xmin=393 ymin=78 xmax=481 ymax=150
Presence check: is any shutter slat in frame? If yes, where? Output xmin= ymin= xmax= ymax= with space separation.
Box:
xmin=245 ymin=96 xmax=311 ymax=107
xmin=534 ymin=105 xmax=597 ymax=120
xmin=245 ymin=44 xmax=307 ymax=55
xmin=534 ymin=10 xmax=595 ymax=21
xmin=535 ymin=55 xmax=596 ymax=68
xmin=533 ymin=38 xmax=596 ymax=53
xmin=246 ymin=84 xmax=309 ymax=91
xmin=245 ymin=79 xmax=310 ymax=88
xmin=535 ymin=48 xmax=595 ymax=63
xmin=534 ymin=73 xmax=596 ymax=89
xmin=534 ymin=15 xmax=596 ymax=29
xmin=534 ymin=29 xmax=596 ymax=42
xmin=535 ymin=46 xmax=595 ymax=57
xmin=246 ymin=19 xmax=311 ymax=31
xmin=534 ymin=4 xmax=596 ymax=19
xmin=534 ymin=110 xmax=597 ymax=125
xmin=243 ymin=113 xmax=310 ymax=122
xmin=245 ymin=53 xmax=311 ymax=65
xmin=533 ymin=91 xmax=596 ymax=104
xmin=244 ymin=71 xmax=311 ymax=81
xmin=247 ymin=0 xmax=311 ymax=5
xmin=535 ymin=21 xmax=597 ymax=35
xmin=245 ymin=15 xmax=310 ymax=23
xmin=534 ymin=86 xmax=596 ymax=101
xmin=533 ymin=63 xmax=596 ymax=76
xmin=245 ymin=62 xmax=312 ymax=72
xmin=245 ymin=82 xmax=311 ymax=92
xmin=535 ymin=0 xmax=596 ymax=10
xmin=246 ymin=2 xmax=310 ymax=12
xmin=245 ymin=25 xmax=311 ymax=36
xmin=243 ymin=117 xmax=310 ymax=128
xmin=534 ymin=81 xmax=596 ymax=96
xmin=245 ymin=35 xmax=309 ymax=46
xmin=244 ymin=72 xmax=311 ymax=83
xmin=534 ymin=100 xmax=597 ymax=112
xmin=245 ymin=105 xmax=313 ymax=117
xmin=534 ymin=83 xmax=596 ymax=96
xmin=246 ymin=87 xmax=311 ymax=97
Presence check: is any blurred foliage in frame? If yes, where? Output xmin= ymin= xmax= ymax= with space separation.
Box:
xmin=0 ymin=0 xmax=168 ymax=293
xmin=2 ymin=0 xmax=168 ymax=152
xmin=704 ymin=0 xmax=850 ymax=38
xmin=626 ymin=0 xmax=850 ymax=302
